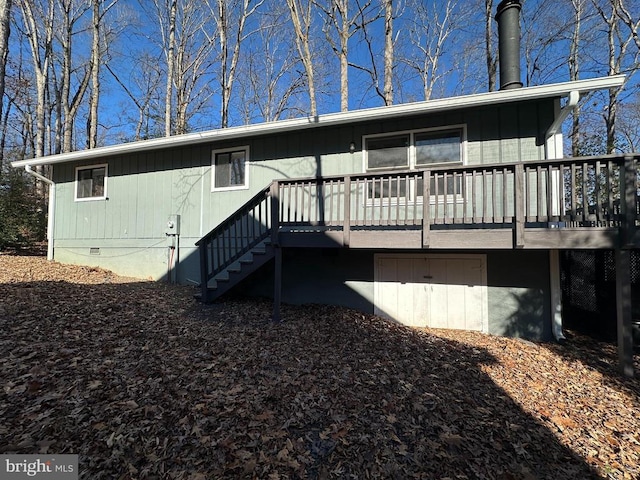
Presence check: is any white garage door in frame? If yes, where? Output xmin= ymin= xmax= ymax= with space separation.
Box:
xmin=374 ymin=254 xmax=488 ymax=332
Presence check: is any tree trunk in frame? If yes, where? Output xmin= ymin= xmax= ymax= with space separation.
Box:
xmin=165 ymin=0 xmax=177 ymax=136
xmin=88 ymin=0 xmax=101 ymax=148
xmin=19 ymin=0 xmax=55 ymax=158
xmin=286 ymin=0 xmax=317 ymax=117
xmin=485 ymin=0 xmax=497 ymax=91
xmin=382 ymin=0 xmax=393 ymax=105
xmin=0 ymin=0 xmax=12 ymax=165
xmin=569 ymin=0 xmax=582 ymax=156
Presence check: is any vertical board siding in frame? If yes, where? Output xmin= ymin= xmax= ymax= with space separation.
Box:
xmin=53 ymin=100 xmax=552 ymax=245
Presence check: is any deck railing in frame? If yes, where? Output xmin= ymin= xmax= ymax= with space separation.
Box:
xmin=197 ymin=154 xmax=639 ymax=294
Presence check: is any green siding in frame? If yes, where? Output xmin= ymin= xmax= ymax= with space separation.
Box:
xmin=51 ymin=98 xmax=556 ymax=283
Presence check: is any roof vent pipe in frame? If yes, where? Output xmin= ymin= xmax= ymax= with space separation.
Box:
xmin=495 ymin=0 xmax=523 ymax=90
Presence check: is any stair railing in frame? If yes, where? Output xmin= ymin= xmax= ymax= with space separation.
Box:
xmin=196 ymin=186 xmax=272 ymax=300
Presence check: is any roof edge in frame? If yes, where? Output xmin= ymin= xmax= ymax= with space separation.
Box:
xmin=12 ymin=75 xmax=626 ymax=168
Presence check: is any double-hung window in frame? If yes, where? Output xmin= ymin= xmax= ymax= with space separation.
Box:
xmin=364 ymin=126 xmax=466 ymax=202
xmin=212 ymin=146 xmax=249 ymax=191
xmin=75 ymin=164 xmax=107 ymax=201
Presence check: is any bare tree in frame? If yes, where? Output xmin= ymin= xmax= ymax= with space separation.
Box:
xmin=617 ymin=0 xmax=640 ymax=51
xmin=146 ymin=0 xmax=215 ymax=135
xmin=485 ymin=0 xmax=497 ymax=91
xmin=209 ymin=0 xmax=263 ymax=128
xmin=592 ymin=0 xmax=639 ymax=153
xmin=569 ymin=0 xmax=586 ymax=156
xmin=286 ymin=0 xmax=317 ymax=116
xmin=53 ymin=0 xmax=93 ymax=153
xmin=106 ymin=54 xmax=164 ymax=141
xmin=0 ymin=0 xmax=12 ymax=164
xmin=353 ymin=0 xmax=399 ymax=105
xmin=164 ymin=0 xmax=176 ymax=136
xmin=382 ymin=0 xmax=393 ymax=104
xmin=316 ymin=0 xmax=376 ymax=111
xmin=173 ymin=2 xmax=215 ymax=134
xmin=17 ymin=0 xmax=55 ymax=158
xmin=86 ymin=0 xmax=118 ymax=149
xmin=236 ymin=5 xmax=306 ymax=122
xmin=400 ymin=0 xmax=462 ymax=100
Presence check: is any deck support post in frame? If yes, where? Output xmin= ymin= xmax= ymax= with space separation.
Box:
xmin=422 ymin=170 xmax=431 ymax=248
xmin=615 ymin=248 xmax=634 ymax=377
xmin=272 ymin=245 xmax=282 ymax=323
xmin=270 ymin=181 xmax=282 ymax=322
xmin=199 ymin=242 xmax=209 ymax=303
xmin=615 ymin=156 xmax=636 ymax=377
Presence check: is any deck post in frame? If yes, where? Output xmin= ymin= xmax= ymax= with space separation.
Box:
xmin=615 ymin=156 xmax=636 ymax=377
xmin=514 ymin=163 xmax=525 ymax=248
xmin=272 ymin=245 xmax=282 ymax=323
xmin=621 ymin=155 xmax=637 ymax=247
xmin=615 ymin=248 xmax=634 ymax=377
xmin=270 ymin=181 xmax=280 ymax=246
xmin=422 ymin=170 xmax=430 ymax=248
xmin=270 ymin=181 xmax=282 ymax=322
xmin=199 ymin=242 xmax=208 ymax=302
xmin=343 ymin=176 xmax=351 ymax=247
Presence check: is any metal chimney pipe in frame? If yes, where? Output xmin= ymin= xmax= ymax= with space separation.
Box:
xmin=495 ymin=0 xmax=523 ymax=90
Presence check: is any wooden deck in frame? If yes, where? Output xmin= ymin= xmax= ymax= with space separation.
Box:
xmin=198 ymin=154 xmax=638 ymax=268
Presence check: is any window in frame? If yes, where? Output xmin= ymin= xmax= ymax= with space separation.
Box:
xmin=364 ymin=126 xmax=466 ymax=203
xmin=415 ymin=130 xmax=462 ymax=166
xmin=75 ymin=164 xmax=107 ymax=201
xmin=366 ymin=134 xmax=410 ymax=170
xmin=364 ymin=127 xmax=464 ymax=172
xmin=212 ymin=146 xmax=249 ymax=191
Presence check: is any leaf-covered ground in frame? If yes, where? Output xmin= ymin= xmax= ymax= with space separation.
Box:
xmin=1 ymin=254 xmax=639 ymax=479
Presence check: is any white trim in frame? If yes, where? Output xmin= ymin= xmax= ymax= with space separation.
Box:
xmin=11 ymin=75 xmax=625 ymax=169
xmin=211 ymin=145 xmax=250 ymax=192
xmin=74 ymin=163 xmax=108 ymax=201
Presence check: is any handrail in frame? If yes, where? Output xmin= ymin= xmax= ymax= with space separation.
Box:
xmin=197 ymin=185 xmax=272 ymax=300
xmin=196 ymin=185 xmax=271 ymax=247
xmin=198 ymin=154 xmax=639 ymax=299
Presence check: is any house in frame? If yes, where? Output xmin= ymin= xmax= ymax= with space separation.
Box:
xmin=12 ymin=1 xmax=638 ymax=373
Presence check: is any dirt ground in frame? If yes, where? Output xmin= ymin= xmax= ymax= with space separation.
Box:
xmin=1 ymin=254 xmax=639 ymax=479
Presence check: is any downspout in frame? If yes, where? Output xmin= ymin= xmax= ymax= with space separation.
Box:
xmin=544 ymin=90 xmax=579 ymax=343
xmin=545 ymin=90 xmax=579 ymax=159
xmin=24 ymin=165 xmax=55 ymax=261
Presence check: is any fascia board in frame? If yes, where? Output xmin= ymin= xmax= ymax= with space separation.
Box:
xmin=11 ymin=74 xmax=625 ymax=168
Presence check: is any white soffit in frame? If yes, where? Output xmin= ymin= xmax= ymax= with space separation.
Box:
xmin=11 ymin=75 xmax=625 ymax=168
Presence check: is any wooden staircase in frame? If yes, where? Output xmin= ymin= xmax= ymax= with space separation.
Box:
xmin=197 ymin=239 xmax=274 ymax=302
xmin=196 ymin=185 xmax=276 ymax=303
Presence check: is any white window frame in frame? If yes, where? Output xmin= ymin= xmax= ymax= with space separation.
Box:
xmin=362 ymin=125 xmax=467 ymax=205
xmin=211 ymin=145 xmax=250 ymax=192
xmin=74 ymin=164 xmax=108 ymax=202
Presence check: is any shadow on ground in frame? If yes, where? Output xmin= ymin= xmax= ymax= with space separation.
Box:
xmin=0 ymin=274 xmax=609 ymax=479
